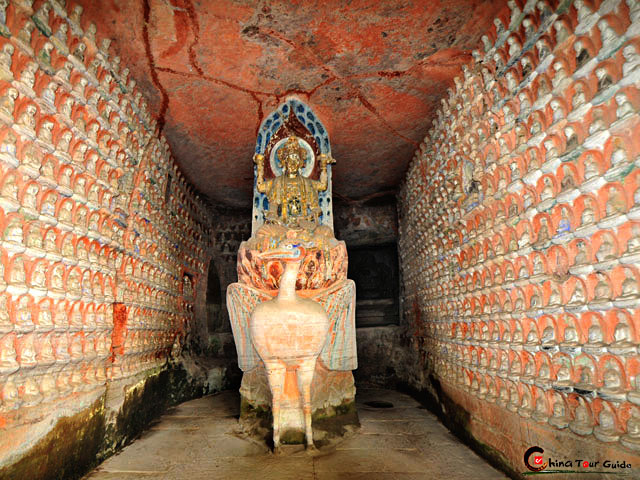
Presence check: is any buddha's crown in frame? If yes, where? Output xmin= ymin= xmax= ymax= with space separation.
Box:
xmin=277 ymin=136 xmax=306 ymax=164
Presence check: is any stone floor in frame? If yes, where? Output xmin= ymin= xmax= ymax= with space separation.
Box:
xmin=84 ymin=388 xmax=507 ymax=479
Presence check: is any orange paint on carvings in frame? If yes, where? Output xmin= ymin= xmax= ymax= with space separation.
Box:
xmin=284 ymin=369 xmax=300 ymax=401
xmin=111 ymin=303 xmax=128 ymax=359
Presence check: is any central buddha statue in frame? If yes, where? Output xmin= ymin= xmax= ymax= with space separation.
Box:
xmin=227 ymin=101 xmax=357 ymax=451
xmin=250 ymin=135 xmax=335 ymax=252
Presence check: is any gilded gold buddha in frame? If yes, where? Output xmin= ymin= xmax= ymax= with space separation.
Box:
xmin=252 ymin=135 xmax=335 ymax=249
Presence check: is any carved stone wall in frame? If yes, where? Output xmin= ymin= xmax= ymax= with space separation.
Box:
xmin=0 ymin=0 xmax=213 ymax=472
xmin=398 ymin=0 xmax=640 ymax=472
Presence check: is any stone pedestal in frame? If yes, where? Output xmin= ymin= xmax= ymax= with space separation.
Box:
xmin=227 ymin=239 xmax=358 ymax=446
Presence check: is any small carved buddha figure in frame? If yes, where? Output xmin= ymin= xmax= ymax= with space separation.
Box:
xmin=611 ymin=147 xmax=630 ymax=169
xmin=21 ymin=183 xmax=39 ymax=214
xmin=609 ymin=321 xmax=637 ymax=356
xmin=593 ymin=277 xmax=612 ymax=306
xmin=615 ymin=93 xmax=634 ymax=120
xmin=589 ymin=109 xmax=607 ymax=136
xmin=36 ymin=119 xmax=54 ymax=146
xmin=41 ymin=81 xmax=58 ymax=109
xmin=600 ymin=367 xmax=626 ymax=401
xmin=509 ymin=354 xmax=522 ymax=382
xmin=30 ymin=262 xmax=47 ymax=290
xmin=580 ymin=204 xmax=596 ymax=227
xmin=541 ymin=325 xmax=558 ymax=352
xmin=583 ymin=325 xmax=607 ymax=355
xmin=52 ymin=303 xmax=66 ymax=330
xmin=622 ymin=44 xmax=640 ymax=77
xmin=18 ymin=62 xmax=38 ymax=93
xmin=16 ymin=104 xmax=37 ymax=138
xmin=524 ymin=328 xmax=540 ymax=352
xmin=575 ymin=0 xmax=595 ymax=23
xmin=87 ymin=184 xmax=99 ymax=205
xmin=552 ymin=63 xmax=570 ymax=92
xmin=4 ymin=217 xmax=23 ymax=249
xmin=569 ymin=402 xmax=594 ymax=436
xmin=37 ymin=304 xmax=53 ymax=331
xmin=50 ymin=266 xmax=64 ymax=296
xmin=596 ymin=237 xmax=616 ymax=263
xmin=594 ymin=408 xmax=620 ymax=442
xmin=52 ymin=21 xmax=69 ymax=54
xmin=40 ymin=193 xmax=57 ymax=219
xmin=536 ymin=38 xmax=551 ymax=61
xmin=560 ymin=326 xmax=580 ymax=354
xmin=554 ymin=20 xmax=571 ymax=44
xmin=507 ymin=385 xmax=521 ymax=412
xmin=549 ymin=397 xmax=570 ymax=428
xmin=21 ymin=144 xmax=41 ymax=171
xmin=554 ymin=362 xmax=572 ymax=390
xmin=621 ymin=414 xmax=640 ymax=451
xmin=583 ymin=154 xmax=600 ymax=180
xmin=18 ymin=334 xmax=37 ymax=368
xmin=0 ymin=174 xmax=19 ymax=211
xmin=60 ymin=97 xmax=74 ymax=121
xmin=37 ymin=43 xmax=55 ymax=76
xmin=0 ymin=87 xmax=17 ymax=123
xmin=572 ymin=85 xmax=587 ymax=111
xmin=519 ymin=228 xmax=531 ymax=248
xmin=605 ymin=189 xmax=626 ymax=219
xmin=62 ymin=235 xmax=76 ymax=261
xmin=44 ymin=230 xmax=58 ymax=255
xmin=573 ymin=244 xmax=589 ymax=266
xmin=67 ymin=271 xmax=81 ymax=299
xmin=575 ymin=364 xmax=596 ymax=392
xmin=620 ymin=270 xmax=639 ymax=301
xmin=507 ymin=36 xmax=521 ymax=59
xmin=0 ymin=376 xmax=20 ymax=409
xmin=69 ymin=307 xmax=82 ymax=330
xmin=497 ymin=385 xmax=510 ymax=408
xmin=58 ymin=202 xmax=73 ymax=226
xmin=14 ymin=296 xmax=32 ymax=332
xmin=56 ymin=131 xmax=72 ymax=158
xmin=532 ymin=395 xmax=548 ymax=423
xmin=599 ymin=19 xmax=620 ymax=51
xmin=0 ymin=43 xmax=14 ymax=80
xmin=0 ymin=335 xmax=18 ymax=374
xmin=53 ymin=333 xmax=69 ymax=363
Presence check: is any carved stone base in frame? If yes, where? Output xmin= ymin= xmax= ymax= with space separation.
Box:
xmin=239 ymin=360 xmax=358 ymax=447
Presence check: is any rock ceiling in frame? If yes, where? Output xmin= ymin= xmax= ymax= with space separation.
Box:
xmin=79 ymin=0 xmax=509 ymax=208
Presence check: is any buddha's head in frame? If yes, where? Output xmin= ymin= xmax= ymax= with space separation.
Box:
xmin=278 ymin=136 xmax=306 ymax=177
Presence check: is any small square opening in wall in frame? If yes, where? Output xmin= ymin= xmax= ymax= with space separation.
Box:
xmin=346 ymin=243 xmax=400 ymax=327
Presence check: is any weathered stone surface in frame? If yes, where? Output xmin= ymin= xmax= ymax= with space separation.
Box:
xmin=76 ymin=0 xmax=510 ymax=208
xmin=398 ymin=0 xmax=640 ymax=476
xmin=85 ymin=388 xmax=507 ymax=479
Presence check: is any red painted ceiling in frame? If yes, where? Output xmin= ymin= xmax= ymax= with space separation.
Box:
xmin=79 ymin=0 xmax=508 ymax=208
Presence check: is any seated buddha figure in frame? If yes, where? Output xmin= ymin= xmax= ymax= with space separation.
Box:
xmin=251 ymin=136 xmax=335 ymax=250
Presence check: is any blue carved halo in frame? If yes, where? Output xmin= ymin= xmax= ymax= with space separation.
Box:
xmin=252 ymin=97 xmax=333 ymax=233
xmin=255 ymin=97 xmax=331 ymax=156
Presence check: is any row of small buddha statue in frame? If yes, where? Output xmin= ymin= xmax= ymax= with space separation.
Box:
xmin=1 ymin=351 xmax=172 ymax=412
xmin=397 ymin=0 xmax=640 ymax=456
xmin=0 ymin=296 xmax=183 ymax=332
xmin=439 ymin=359 xmax=640 ymax=449
xmin=1 ymin=322 xmax=183 ymax=373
